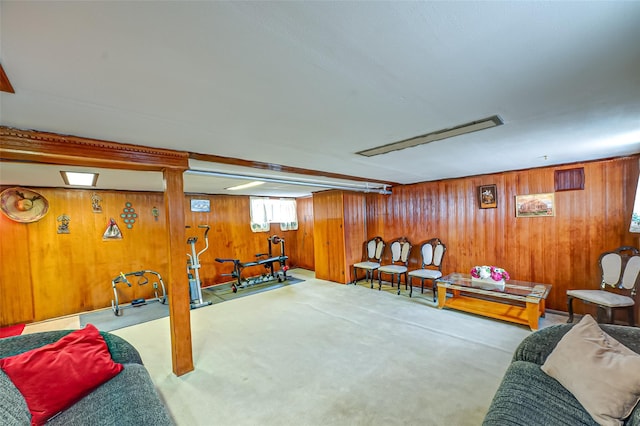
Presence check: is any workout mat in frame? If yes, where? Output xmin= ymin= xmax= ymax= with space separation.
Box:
xmin=80 ymin=277 xmax=305 ymax=332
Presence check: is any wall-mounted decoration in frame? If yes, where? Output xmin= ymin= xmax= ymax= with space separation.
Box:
xmin=555 ymin=168 xmax=585 ymax=192
xmin=120 ymin=202 xmax=138 ymax=229
xmin=478 ymin=184 xmax=497 ymax=209
xmin=191 ymin=199 xmax=210 ymax=212
xmin=103 ymin=218 xmax=123 ymax=240
xmin=91 ymin=192 xmax=103 ymax=213
xmin=0 ymin=187 xmax=49 ymax=223
xmin=515 ymin=193 xmax=555 ymax=217
xmin=57 ymin=214 xmax=70 ymax=234
xmin=152 ymin=206 xmax=159 ymax=221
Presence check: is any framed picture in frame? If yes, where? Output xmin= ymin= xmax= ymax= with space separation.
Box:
xmin=515 ymin=193 xmax=555 ymax=217
xmin=478 ymin=184 xmax=497 ymax=209
xmin=190 ymin=199 xmax=210 ymax=213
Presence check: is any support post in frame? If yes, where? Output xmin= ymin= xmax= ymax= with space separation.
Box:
xmin=163 ymin=168 xmax=194 ymax=376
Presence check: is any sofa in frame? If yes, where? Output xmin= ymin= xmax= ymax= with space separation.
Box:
xmin=483 ymin=320 xmax=640 ymax=426
xmin=1 ymin=329 xmax=174 ymax=425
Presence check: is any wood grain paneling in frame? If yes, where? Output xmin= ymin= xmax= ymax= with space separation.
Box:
xmin=313 ymin=190 xmax=365 ymax=284
xmin=0 ymin=187 xmax=310 ymax=326
xmin=286 ymin=197 xmax=315 ymax=271
xmin=313 ymin=191 xmax=346 ymax=282
xmin=365 ymin=156 xmax=640 ymax=325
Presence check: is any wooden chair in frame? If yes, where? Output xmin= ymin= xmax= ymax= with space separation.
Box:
xmin=567 ymin=246 xmax=640 ymax=325
xmin=377 ymin=237 xmax=412 ymax=295
xmin=352 ymin=237 xmax=385 ymax=287
xmin=407 ymin=238 xmax=446 ymax=300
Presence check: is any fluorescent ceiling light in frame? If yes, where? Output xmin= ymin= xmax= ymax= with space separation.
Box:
xmin=357 ymin=115 xmax=504 ymax=157
xmin=226 ymin=181 xmax=265 ymax=191
xmin=60 ymin=171 xmax=99 ymax=186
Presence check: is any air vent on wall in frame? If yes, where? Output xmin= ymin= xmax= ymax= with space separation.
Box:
xmin=356 ymin=115 xmax=504 ymax=157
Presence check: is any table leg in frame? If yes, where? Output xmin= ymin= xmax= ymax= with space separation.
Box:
xmin=437 ymin=285 xmax=447 ymax=308
xmin=526 ymin=301 xmax=540 ymax=331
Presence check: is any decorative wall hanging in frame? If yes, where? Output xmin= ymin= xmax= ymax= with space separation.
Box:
xmin=103 ymin=218 xmax=123 ymax=240
xmin=515 ymin=193 xmax=555 ymax=217
xmin=0 ymin=187 xmax=49 ymax=223
xmin=91 ymin=192 xmax=103 ymax=213
xmin=478 ymin=184 xmax=497 ymax=209
xmin=57 ymin=214 xmax=70 ymax=234
xmin=152 ymin=206 xmax=159 ymax=221
xmin=120 ymin=202 xmax=138 ymax=229
xmin=191 ymin=199 xmax=210 ymax=212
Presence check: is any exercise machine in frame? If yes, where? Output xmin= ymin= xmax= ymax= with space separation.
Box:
xmin=187 ymin=225 xmax=213 ymax=309
xmin=111 ymin=270 xmax=167 ymax=316
xmin=215 ymin=235 xmax=289 ymax=293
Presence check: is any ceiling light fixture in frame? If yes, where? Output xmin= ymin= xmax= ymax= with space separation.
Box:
xmin=186 ymin=170 xmax=392 ymax=195
xmin=60 ymin=171 xmax=99 ymax=187
xmin=356 ymin=115 xmax=504 ymax=157
xmin=226 ymin=181 xmax=265 ymax=191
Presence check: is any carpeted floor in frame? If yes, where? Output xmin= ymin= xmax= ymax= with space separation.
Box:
xmin=113 ymin=278 xmax=535 ymax=426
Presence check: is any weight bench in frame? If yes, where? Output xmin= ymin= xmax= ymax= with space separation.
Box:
xmin=215 ymin=235 xmax=289 ymax=293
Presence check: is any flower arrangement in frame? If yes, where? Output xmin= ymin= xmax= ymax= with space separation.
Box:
xmin=470 ymin=265 xmax=510 ymax=282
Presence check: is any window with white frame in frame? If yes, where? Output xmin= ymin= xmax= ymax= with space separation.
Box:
xmin=250 ymin=197 xmax=298 ymax=232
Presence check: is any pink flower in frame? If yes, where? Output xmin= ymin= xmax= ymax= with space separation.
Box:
xmin=470 ymin=268 xmax=480 ymax=278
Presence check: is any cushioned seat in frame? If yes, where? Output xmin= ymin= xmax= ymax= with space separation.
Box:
xmin=352 ymin=237 xmax=385 ymax=287
xmin=378 ymin=237 xmax=411 ymax=295
xmin=567 ymin=246 xmax=640 ymax=325
xmin=484 ymin=321 xmax=640 ymax=426
xmin=407 ymin=238 xmax=446 ymax=300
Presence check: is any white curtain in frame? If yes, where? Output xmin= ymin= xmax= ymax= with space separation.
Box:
xmin=250 ymin=197 xmax=298 ymax=232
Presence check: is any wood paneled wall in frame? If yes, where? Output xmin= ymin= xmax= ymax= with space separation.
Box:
xmin=287 ymin=196 xmax=315 ymax=271
xmin=0 ymin=188 xmax=169 ymax=324
xmin=313 ymin=190 xmax=365 ymax=283
xmin=0 ymin=188 xmax=308 ymax=326
xmin=365 ymin=156 xmax=640 ymax=324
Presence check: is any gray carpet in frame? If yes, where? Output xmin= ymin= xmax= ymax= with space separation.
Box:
xmin=113 ymin=279 xmax=533 ymax=426
xmin=81 ymin=277 xmax=304 ymax=332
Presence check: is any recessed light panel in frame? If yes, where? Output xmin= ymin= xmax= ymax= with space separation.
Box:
xmin=356 ymin=115 xmax=504 ymax=157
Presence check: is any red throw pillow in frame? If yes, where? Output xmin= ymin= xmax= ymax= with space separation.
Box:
xmin=0 ymin=324 xmax=124 ymax=425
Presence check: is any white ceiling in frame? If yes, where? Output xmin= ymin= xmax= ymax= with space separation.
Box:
xmin=1 ymin=1 xmax=640 ymax=196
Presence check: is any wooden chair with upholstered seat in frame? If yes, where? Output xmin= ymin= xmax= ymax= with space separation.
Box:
xmin=407 ymin=238 xmax=446 ymax=300
xmin=567 ymin=246 xmax=640 ymax=325
xmin=377 ymin=237 xmax=412 ymax=295
xmin=352 ymin=236 xmax=385 ymax=288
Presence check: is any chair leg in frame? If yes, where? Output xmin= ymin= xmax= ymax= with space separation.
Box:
xmin=378 ymin=273 xmax=382 ymax=291
xmin=396 ymin=274 xmax=401 ymax=295
xmin=352 ymin=267 xmax=357 ymax=285
xmin=432 ymin=280 xmax=437 ymax=303
xmin=629 ymin=306 xmax=635 ymax=326
xmin=567 ymin=296 xmax=575 ymax=323
xmin=421 ymin=279 xmax=424 ymax=294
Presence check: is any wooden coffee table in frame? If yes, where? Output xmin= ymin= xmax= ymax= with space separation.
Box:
xmin=436 ymin=273 xmax=552 ymax=330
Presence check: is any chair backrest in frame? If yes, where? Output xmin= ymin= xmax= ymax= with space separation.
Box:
xmin=599 ymin=246 xmax=640 ymax=295
xmin=420 ymin=238 xmax=446 ymax=270
xmin=364 ymin=237 xmax=385 ymax=262
xmin=388 ymin=237 xmax=411 ymax=265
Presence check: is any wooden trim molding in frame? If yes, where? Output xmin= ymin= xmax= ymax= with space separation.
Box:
xmin=190 ymin=152 xmax=399 ymax=187
xmin=0 ymin=126 xmax=189 ymax=170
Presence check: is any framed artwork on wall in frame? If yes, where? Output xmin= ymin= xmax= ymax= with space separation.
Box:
xmin=478 ymin=184 xmax=497 ymax=209
xmin=190 ymin=199 xmax=210 ymax=213
xmin=515 ymin=193 xmax=555 ymax=217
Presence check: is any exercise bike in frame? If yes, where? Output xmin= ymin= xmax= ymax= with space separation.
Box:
xmin=110 ymin=270 xmax=167 ymax=316
xmin=186 ymin=225 xmax=213 ymax=309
